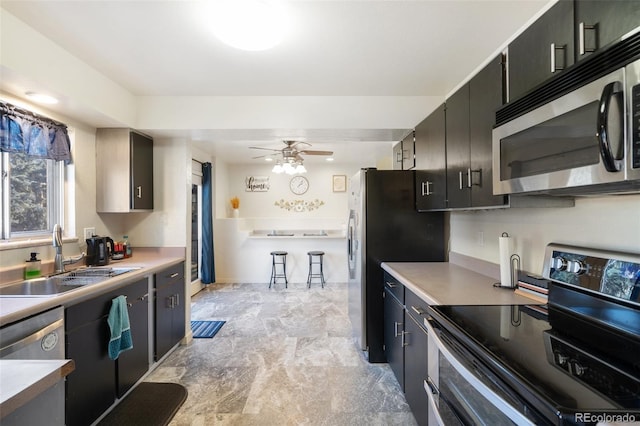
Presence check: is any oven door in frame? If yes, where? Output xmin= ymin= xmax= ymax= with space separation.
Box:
xmin=425 ymin=318 xmax=535 ymax=426
xmin=492 ymin=64 xmax=628 ymax=195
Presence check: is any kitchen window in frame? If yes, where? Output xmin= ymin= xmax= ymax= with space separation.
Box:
xmin=1 ymin=151 xmax=64 ymax=240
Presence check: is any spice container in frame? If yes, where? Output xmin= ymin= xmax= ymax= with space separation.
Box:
xmin=25 ymin=252 xmax=42 ymax=279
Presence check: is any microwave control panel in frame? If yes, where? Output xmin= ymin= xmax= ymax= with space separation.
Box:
xmin=633 ymin=84 xmax=640 ymax=168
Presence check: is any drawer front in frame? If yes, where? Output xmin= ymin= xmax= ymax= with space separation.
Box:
xmin=155 ymin=262 xmax=184 ymax=288
xmin=383 ymin=272 xmax=404 ymax=304
xmin=405 ymin=287 xmax=429 ymax=326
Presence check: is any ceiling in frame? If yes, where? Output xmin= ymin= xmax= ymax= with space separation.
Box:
xmin=0 ymin=0 xmax=551 ymax=165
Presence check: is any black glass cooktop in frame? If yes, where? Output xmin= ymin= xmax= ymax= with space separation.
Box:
xmin=430 ymin=304 xmax=640 ymax=419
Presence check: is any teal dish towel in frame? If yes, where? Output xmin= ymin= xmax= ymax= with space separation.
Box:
xmin=107 ymin=295 xmax=133 ymax=360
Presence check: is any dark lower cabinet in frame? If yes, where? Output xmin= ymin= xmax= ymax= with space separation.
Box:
xmin=116 ymin=279 xmax=149 ymax=397
xmin=65 ymin=304 xmax=115 ymax=426
xmin=404 ymin=314 xmax=429 ymax=426
xmin=65 ymin=278 xmax=149 ymax=426
xmin=384 ymin=287 xmax=405 ymax=391
xmin=155 ymin=262 xmax=186 ymax=360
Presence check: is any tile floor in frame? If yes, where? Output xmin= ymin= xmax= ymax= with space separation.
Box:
xmin=146 ymin=281 xmax=418 ymax=425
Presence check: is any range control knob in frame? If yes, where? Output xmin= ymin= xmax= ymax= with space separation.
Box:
xmin=551 ymin=257 xmax=568 ymax=271
xmin=554 ymin=352 xmax=569 ymax=367
xmin=570 ymin=361 xmax=588 ymax=377
xmin=566 ymin=260 xmax=587 ymax=275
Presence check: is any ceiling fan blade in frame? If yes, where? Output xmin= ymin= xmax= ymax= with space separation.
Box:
xmin=299 ymin=150 xmax=334 ymax=156
xmin=249 ymin=146 xmax=281 ymax=152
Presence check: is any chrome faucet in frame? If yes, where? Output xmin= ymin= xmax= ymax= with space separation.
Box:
xmin=53 ymin=224 xmax=85 ymax=273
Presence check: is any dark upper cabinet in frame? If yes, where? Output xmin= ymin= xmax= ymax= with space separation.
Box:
xmin=96 ymin=128 xmax=154 ymax=212
xmin=130 ymin=132 xmax=154 ymax=210
xmin=445 ymin=83 xmax=471 ymax=209
xmin=508 ymin=0 xmax=574 ymax=101
xmin=401 ymin=131 xmax=416 ymax=170
xmin=469 ymin=56 xmax=509 ymax=208
xmin=415 ymin=104 xmax=447 ymax=211
xmin=574 ymin=0 xmax=640 ymax=61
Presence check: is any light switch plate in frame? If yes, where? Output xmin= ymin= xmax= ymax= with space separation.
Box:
xmin=83 ymin=227 xmax=95 ymax=240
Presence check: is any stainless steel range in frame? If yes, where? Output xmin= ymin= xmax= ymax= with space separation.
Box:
xmin=425 ymin=243 xmax=640 ymax=425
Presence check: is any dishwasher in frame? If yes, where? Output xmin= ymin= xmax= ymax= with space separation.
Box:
xmin=0 ymin=306 xmax=66 ymax=426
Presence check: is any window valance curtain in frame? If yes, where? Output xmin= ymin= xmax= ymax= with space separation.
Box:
xmin=0 ymin=101 xmax=72 ymax=162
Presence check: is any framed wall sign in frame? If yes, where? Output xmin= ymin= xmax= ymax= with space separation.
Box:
xmin=245 ymin=176 xmax=270 ymax=192
xmin=332 ymin=175 xmax=346 ymax=192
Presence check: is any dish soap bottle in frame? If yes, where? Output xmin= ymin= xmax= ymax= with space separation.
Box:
xmin=123 ymin=235 xmax=132 ymax=258
xmin=25 ymin=252 xmax=42 ymax=279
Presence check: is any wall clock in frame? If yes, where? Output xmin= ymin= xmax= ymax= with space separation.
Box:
xmin=289 ymin=176 xmax=309 ymax=195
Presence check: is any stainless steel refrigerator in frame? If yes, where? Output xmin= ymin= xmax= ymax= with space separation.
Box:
xmin=347 ymin=169 xmax=445 ymax=362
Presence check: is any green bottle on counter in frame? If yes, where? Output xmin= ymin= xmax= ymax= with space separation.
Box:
xmin=25 ymin=252 xmax=42 ymax=279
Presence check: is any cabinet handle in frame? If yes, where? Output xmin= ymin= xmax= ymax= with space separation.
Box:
xmin=421 ymin=181 xmax=433 ymax=196
xmin=458 ymin=171 xmax=464 ymax=190
xmin=170 ymin=272 xmax=179 ymax=278
xmin=394 ymin=321 xmax=403 ymax=338
xmin=550 ymin=43 xmax=565 ymax=73
xmin=411 ymin=306 xmax=426 ymax=316
xmin=401 ymin=331 xmax=409 ymax=347
xmin=470 ymin=169 xmax=482 ymax=187
xmin=136 ymin=185 xmax=142 ymax=199
xmin=174 ymin=293 xmax=180 ymax=307
xmin=166 ymin=295 xmax=174 ymax=309
xmin=466 ymin=168 xmax=472 ymax=188
xmin=579 ymin=22 xmax=596 ymax=56
xmin=385 ymin=281 xmax=397 ymax=289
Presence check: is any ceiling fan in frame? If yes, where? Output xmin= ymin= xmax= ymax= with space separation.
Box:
xmin=249 ymin=140 xmax=333 ymax=161
xmin=250 ymin=140 xmax=333 ymax=174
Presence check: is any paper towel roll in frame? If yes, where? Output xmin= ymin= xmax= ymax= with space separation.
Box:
xmin=499 ymin=233 xmax=513 ymax=287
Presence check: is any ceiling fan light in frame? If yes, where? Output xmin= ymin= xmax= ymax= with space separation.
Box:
xmin=295 ymin=164 xmax=306 ymax=174
xmin=272 ymin=163 xmax=284 ymax=173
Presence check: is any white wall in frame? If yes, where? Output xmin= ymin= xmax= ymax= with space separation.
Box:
xmin=212 ymin=162 xmax=373 ymax=283
xmin=450 ymin=194 xmax=640 ymax=275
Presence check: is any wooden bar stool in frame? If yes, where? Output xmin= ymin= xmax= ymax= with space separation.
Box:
xmin=269 ymin=251 xmax=288 ymax=288
xmin=306 ymin=251 xmax=325 ymax=288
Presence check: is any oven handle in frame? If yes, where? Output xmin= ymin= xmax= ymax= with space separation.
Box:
xmin=597 ymin=81 xmax=623 ymax=172
xmin=424 ymin=318 xmax=535 ymax=426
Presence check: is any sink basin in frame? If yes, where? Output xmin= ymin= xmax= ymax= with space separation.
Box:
xmin=0 ymin=267 xmax=140 ymax=297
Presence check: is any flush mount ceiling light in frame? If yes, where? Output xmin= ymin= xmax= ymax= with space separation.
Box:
xmin=207 ymin=0 xmax=289 ymax=51
xmin=25 ymin=91 xmax=58 ymax=104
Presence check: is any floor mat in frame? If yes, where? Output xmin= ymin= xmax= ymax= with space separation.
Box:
xmin=190 ymin=320 xmax=225 ymax=338
xmin=98 ymin=382 xmax=187 ymax=426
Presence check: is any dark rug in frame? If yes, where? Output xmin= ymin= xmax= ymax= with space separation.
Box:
xmin=98 ymin=382 xmax=187 ymax=426
xmin=191 ymin=320 xmax=225 ymax=338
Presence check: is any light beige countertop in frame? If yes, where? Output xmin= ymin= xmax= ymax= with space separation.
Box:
xmin=381 ymin=261 xmax=537 ymax=306
xmin=0 ymin=359 xmax=75 ymax=418
xmin=0 ymin=247 xmax=184 ymax=327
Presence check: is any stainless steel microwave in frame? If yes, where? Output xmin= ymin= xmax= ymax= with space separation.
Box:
xmin=492 ymin=59 xmax=640 ymax=195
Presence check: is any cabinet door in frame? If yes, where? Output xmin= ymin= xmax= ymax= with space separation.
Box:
xmin=116 ymin=278 xmax=149 ymax=397
xmin=469 ymin=56 xmax=508 ymax=208
xmin=66 ymin=316 xmax=115 ymax=426
xmin=130 ymin=131 xmax=154 ymax=210
xmin=384 ymin=289 xmax=405 ymax=391
xmin=404 ymin=314 xmax=429 ymax=426
xmin=401 ymin=131 xmax=415 ymax=170
xmin=445 ymin=84 xmax=471 ymax=209
xmin=171 ymin=278 xmax=186 ymax=346
xmin=392 ymin=142 xmax=403 ymax=170
xmin=415 ymin=104 xmax=447 ymax=211
xmin=574 ymin=0 xmax=640 ymax=61
xmin=154 ymin=282 xmax=175 ymax=360
xmin=508 ymin=0 xmax=574 ymax=101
